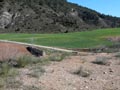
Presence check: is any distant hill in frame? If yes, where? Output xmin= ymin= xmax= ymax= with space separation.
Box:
xmin=0 ymin=0 xmax=120 ymax=33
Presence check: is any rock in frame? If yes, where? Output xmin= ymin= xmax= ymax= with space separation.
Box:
xmin=109 ymin=68 xmax=113 ymax=73
xmin=103 ymin=72 xmax=107 ymax=74
xmin=26 ymin=46 xmax=44 ymax=57
xmin=0 ymin=11 xmax=13 ymax=28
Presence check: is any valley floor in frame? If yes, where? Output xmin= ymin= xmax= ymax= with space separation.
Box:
xmin=18 ymin=52 xmax=120 ymax=90
xmin=0 ymin=42 xmax=120 ymax=90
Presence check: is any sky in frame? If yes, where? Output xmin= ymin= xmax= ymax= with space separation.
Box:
xmin=68 ymin=0 xmax=120 ymax=17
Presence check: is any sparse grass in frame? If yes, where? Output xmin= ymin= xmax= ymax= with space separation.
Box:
xmin=73 ymin=66 xmax=92 ymax=77
xmin=0 ymin=28 xmax=120 ymax=48
xmin=92 ymin=56 xmax=111 ymax=65
xmin=22 ymin=85 xmax=40 ymax=90
xmin=29 ymin=65 xmax=45 ymax=78
xmin=0 ymin=62 xmax=19 ymax=89
xmin=0 ymin=41 xmax=71 ymax=89
xmin=15 ymin=55 xmax=41 ymax=68
xmin=48 ymin=53 xmax=69 ymax=62
xmin=5 ymin=77 xmax=22 ymax=89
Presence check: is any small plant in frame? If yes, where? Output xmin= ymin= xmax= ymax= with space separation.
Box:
xmin=29 ymin=66 xmax=45 ymax=78
xmin=48 ymin=53 xmax=68 ymax=62
xmin=22 ymin=85 xmax=40 ymax=90
xmin=5 ymin=77 xmax=22 ymax=89
xmin=0 ymin=77 xmax=5 ymax=89
xmin=92 ymin=56 xmax=110 ymax=65
xmin=0 ymin=65 xmax=19 ymax=89
xmin=73 ymin=66 xmax=92 ymax=77
xmin=16 ymin=55 xmax=41 ymax=68
xmin=0 ymin=62 xmax=10 ymax=77
xmin=114 ymin=52 xmax=120 ymax=58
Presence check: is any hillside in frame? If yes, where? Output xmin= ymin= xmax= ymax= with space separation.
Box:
xmin=0 ymin=0 xmax=120 ymax=33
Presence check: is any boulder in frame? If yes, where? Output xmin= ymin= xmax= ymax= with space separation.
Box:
xmin=26 ymin=46 xmax=43 ymax=57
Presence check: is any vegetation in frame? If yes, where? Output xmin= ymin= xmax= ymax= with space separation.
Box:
xmin=0 ymin=44 xmax=68 ymax=89
xmin=73 ymin=66 xmax=92 ymax=77
xmin=114 ymin=52 xmax=120 ymax=58
xmin=0 ymin=28 xmax=120 ymax=48
xmin=0 ymin=0 xmax=120 ymax=33
xmin=92 ymin=56 xmax=111 ymax=66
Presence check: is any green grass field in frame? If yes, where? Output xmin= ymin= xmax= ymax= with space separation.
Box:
xmin=0 ymin=28 xmax=120 ymax=49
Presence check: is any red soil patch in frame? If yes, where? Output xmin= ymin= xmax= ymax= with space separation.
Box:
xmin=0 ymin=42 xmax=30 ymax=61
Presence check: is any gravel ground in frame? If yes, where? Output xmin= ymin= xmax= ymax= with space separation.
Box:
xmin=18 ymin=52 xmax=120 ymax=90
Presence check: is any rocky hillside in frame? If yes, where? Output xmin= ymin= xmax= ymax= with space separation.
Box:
xmin=0 ymin=0 xmax=120 ymax=33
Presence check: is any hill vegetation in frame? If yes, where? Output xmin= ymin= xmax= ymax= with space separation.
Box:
xmin=0 ymin=0 xmax=120 ymax=33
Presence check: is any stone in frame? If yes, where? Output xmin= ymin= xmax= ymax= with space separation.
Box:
xmin=26 ymin=46 xmax=43 ymax=57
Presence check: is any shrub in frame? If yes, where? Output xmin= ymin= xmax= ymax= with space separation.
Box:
xmin=28 ymin=66 xmax=45 ymax=78
xmin=0 ymin=62 xmax=10 ymax=77
xmin=0 ymin=77 xmax=5 ymax=89
xmin=73 ymin=66 xmax=92 ymax=77
xmin=22 ymin=85 xmax=40 ymax=90
xmin=5 ymin=77 xmax=22 ymax=89
xmin=92 ymin=56 xmax=110 ymax=65
xmin=16 ymin=55 xmax=41 ymax=68
xmin=48 ymin=53 xmax=68 ymax=62
xmin=114 ymin=52 xmax=120 ymax=58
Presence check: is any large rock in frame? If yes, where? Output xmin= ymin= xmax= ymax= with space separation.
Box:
xmin=0 ymin=11 xmax=12 ymax=28
xmin=26 ymin=47 xmax=43 ymax=57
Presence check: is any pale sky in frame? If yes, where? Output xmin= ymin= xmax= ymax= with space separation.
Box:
xmin=68 ymin=0 xmax=120 ymax=17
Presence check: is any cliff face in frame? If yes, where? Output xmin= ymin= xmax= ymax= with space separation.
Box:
xmin=0 ymin=0 xmax=120 ymax=33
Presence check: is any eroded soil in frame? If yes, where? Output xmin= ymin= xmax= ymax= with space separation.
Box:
xmin=0 ymin=42 xmax=30 ymax=61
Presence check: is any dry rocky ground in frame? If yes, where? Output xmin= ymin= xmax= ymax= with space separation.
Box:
xmin=18 ymin=52 xmax=120 ymax=90
xmin=0 ymin=42 xmax=120 ymax=90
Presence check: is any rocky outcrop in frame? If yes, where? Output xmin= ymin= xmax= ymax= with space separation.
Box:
xmin=0 ymin=11 xmax=12 ymax=28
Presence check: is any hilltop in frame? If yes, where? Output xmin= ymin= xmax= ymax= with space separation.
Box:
xmin=0 ymin=0 xmax=120 ymax=33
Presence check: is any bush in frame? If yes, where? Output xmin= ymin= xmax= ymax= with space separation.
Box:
xmin=92 ymin=56 xmax=110 ymax=65
xmin=16 ymin=55 xmax=41 ymax=68
xmin=0 ymin=62 xmax=10 ymax=77
xmin=48 ymin=53 xmax=68 ymax=62
xmin=73 ymin=66 xmax=92 ymax=77
xmin=28 ymin=66 xmax=45 ymax=78
xmin=0 ymin=77 xmax=5 ymax=88
xmin=114 ymin=52 xmax=120 ymax=58
xmin=22 ymin=85 xmax=40 ymax=90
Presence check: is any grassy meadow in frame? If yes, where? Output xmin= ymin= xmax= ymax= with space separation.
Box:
xmin=0 ymin=28 xmax=120 ymax=49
